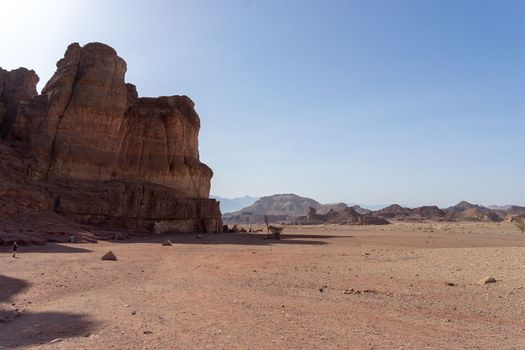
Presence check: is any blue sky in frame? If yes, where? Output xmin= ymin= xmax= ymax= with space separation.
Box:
xmin=1 ymin=0 xmax=524 ymax=207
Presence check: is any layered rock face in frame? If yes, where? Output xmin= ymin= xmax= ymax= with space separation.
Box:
xmin=0 ymin=42 xmax=222 ymax=238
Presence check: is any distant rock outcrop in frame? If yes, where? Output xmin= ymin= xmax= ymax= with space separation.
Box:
xmin=222 ymin=194 xmax=321 ymax=223
xmin=317 ymin=202 xmax=349 ymax=215
xmin=222 ymin=194 xmax=518 ymax=225
xmin=365 ymin=201 xmax=509 ymax=222
xmin=292 ymin=206 xmax=389 ymax=225
xmin=0 ymin=42 xmax=222 ymax=243
xmin=326 ymin=207 xmax=389 ymax=225
xmin=371 ymin=201 xmax=505 ymax=222
xmin=374 ymin=204 xmax=413 ymax=218
xmin=237 ymin=194 xmax=321 ymax=216
xmin=411 ymin=206 xmax=446 ymax=219
xmin=444 ymin=201 xmax=503 ymax=222
xmin=374 ymin=204 xmax=446 ymax=221
xmin=352 ymin=205 xmax=372 ymax=215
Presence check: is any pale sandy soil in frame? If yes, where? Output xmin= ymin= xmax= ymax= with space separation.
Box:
xmin=1 ymin=222 xmax=525 ymax=349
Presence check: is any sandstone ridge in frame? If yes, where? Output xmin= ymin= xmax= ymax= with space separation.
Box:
xmin=0 ymin=42 xmax=222 ymax=243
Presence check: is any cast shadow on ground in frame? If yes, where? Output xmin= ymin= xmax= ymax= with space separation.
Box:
xmin=0 ymin=274 xmax=97 ymax=348
xmin=280 ymin=233 xmax=353 ymax=239
xmin=15 ymin=243 xmax=93 ymax=254
xmin=0 ymin=275 xmax=29 ymax=303
xmin=125 ymin=232 xmax=355 ymax=246
xmin=0 ymin=310 xmax=97 ymax=348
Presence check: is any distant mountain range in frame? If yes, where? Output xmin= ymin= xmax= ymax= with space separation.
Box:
xmin=211 ymin=195 xmax=259 ymax=213
xmin=222 ymin=194 xmax=385 ymax=224
xmin=220 ymin=193 xmax=525 ymax=225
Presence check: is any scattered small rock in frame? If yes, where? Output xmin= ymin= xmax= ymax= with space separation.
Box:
xmin=445 ymin=282 xmax=457 ymax=287
xmin=480 ymin=277 xmax=497 ymax=285
xmin=162 ymin=240 xmax=173 ymax=246
xmin=343 ymin=288 xmax=391 ymax=296
xmin=101 ymin=251 xmax=117 ymax=261
xmin=143 ymin=330 xmax=153 ymax=334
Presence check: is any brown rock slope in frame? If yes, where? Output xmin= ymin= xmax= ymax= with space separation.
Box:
xmin=0 ymin=42 xmax=222 ymax=243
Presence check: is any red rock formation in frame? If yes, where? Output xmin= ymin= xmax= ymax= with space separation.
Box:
xmin=0 ymin=42 xmax=222 ymax=241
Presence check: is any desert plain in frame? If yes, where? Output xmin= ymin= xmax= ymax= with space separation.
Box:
xmin=1 ymin=221 xmax=525 ymax=350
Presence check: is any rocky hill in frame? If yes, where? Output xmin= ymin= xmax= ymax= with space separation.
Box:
xmin=0 ymin=42 xmax=222 ymax=244
xmin=488 ymin=205 xmax=525 ymax=217
xmin=374 ymin=204 xmax=413 ymax=218
xmin=222 ymin=194 xmax=319 ymax=224
xmin=371 ymin=201 xmax=506 ymax=222
xmin=230 ymin=194 xmax=321 ymax=216
xmin=411 ymin=206 xmax=446 ymax=219
xmin=372 ymin=202 xmax=505 ymax=222
xmin=444 ymin=201 xmax=504 ymax=222
xmin=445 ymin=201 xmax=486 ymax=213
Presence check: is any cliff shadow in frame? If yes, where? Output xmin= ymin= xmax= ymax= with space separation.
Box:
xmin=126 ymin=232 xmax=337 ymax=246
xmin=14 ymin=243 xmax=93 ymax=254
xmin=0 ymin=274 xmax=97 ymax=348
xmin=281 ymin=233 xmax=354 ymax=239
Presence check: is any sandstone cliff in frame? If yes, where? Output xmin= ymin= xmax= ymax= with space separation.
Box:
xmin=0 ymin=42 xmax=222 ymax=243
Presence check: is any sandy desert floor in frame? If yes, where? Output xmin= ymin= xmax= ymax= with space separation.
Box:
xmin=1 ymin=222 xmax=525 ymax=349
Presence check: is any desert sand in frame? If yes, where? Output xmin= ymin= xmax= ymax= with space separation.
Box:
xmin=2 ymin=222 xmax=525 ymax=349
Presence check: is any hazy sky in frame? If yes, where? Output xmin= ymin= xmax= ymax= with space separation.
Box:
xmin=1 ymin=0 xmax=524 ymax=207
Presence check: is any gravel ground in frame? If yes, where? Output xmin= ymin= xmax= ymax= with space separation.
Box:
xmin=1 ymin=222 xmax=525 ymax=349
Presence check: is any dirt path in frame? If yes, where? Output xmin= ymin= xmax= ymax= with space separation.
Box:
xmin=1 ymin=222 xmax=525 ymax=349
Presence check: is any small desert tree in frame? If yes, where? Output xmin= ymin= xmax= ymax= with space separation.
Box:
xmin=514 ymin=217 xmax=525 ymax=234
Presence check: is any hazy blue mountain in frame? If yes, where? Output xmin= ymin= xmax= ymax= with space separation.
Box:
xmin=212 ymin=195 xmax=259 ymax=213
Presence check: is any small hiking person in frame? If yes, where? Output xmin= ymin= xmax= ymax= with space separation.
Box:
xmin=12 ymin=242 xmax=18 ymax=258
